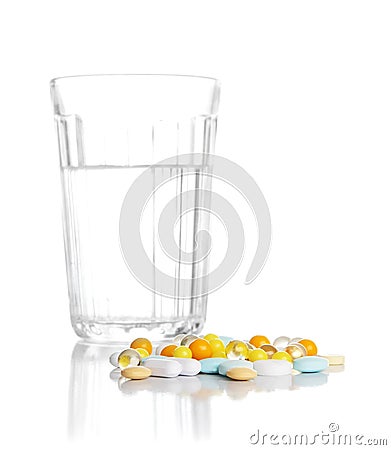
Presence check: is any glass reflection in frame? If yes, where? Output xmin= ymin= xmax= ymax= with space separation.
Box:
xmin=68 ymin=342 xmax=334 ymax=442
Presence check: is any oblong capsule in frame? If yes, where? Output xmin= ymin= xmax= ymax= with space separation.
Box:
xmin=171 ymin=357 xmax=201 ymax=376
xmin=121 ymin=366 xmax=152 ymax=380
xmin=141 ymin=358 xmax=182 ymax=378
xmin=318 ymin=354 xmax=345 ymax=366
xmin=226 ymin=367 xmax=257 ymax=381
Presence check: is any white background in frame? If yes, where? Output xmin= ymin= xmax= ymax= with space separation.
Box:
xmin=1 ymin=1 xmax=391 ymax=448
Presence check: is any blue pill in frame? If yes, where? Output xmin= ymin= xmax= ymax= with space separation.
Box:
xmin=200 ymin=358 xmax=227 ymax=374
xmin=293 ymin=356 xmax=329 ymax=373
xmin=218 ymin=359 xmax=253 ymax=376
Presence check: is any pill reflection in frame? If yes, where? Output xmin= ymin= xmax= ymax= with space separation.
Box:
xmin=324 ymin=365 xmax=345 ymax=374
xmin=69 ymin=342 xmax=332 ymax=443
xmin=253 ymin=375 xmax=293 ymax=391
xmin=293 ymin=372 xmax=329 ymax=387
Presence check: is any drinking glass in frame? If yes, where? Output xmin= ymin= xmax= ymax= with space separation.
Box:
xmin=50 ymin=74 xmax=220 ymax=342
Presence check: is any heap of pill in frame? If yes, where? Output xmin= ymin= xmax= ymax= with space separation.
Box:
xmin=109 ymin=334 xmax=344 ymax=383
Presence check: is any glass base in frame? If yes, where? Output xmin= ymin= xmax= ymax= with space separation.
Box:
xmin=71 ymin=316 xmax=205 ymax=343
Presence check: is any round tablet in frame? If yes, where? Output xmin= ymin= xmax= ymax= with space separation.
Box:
xmin=253 ymin=359 xmax=293 ymax=376
xmin=293 ymin=356 xmax=328 ymax=373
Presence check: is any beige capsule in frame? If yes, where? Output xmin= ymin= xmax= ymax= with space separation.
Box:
xmin=121 ymin=366 xmax=152 ymax=380
xmin=260 ymin=344 xmax=278 ymax=359
xmin=318 ymin=354 xmax=345 ymax=366
xmin=226 ymin=367 xmax=257 ymax=381
xmin=285 ymin=343 xmax=307 ymax=360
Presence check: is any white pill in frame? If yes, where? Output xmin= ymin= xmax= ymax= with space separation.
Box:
xmin=171 ymin=357 xmax=201 ymax=376
xmin=254 ymin=359 xmax=292 ymax=376
xmin=141 ymin=358 xmax=182 ymax=378
xmin=109 ymin=352 xmax=120 ymax=367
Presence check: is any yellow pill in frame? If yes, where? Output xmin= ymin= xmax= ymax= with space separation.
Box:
xmin=121 ymin=366 xmax=152 ymax=380
xmin=212 ymin=350 xmax=227 ymax=358
xmin=272 ymin=351 xmax=293 ymax=363
xmin=135 ymin=348 xmax=150 ymax=359
xmin=226 ymin=340 xmax=249 ymax=360
xmin=173 ymin=346 xmax=192 ymax=358
xmin=209 ymin=338 xmax=225 ymax=354
xmin=248 ymin=348 xmax=268 ymax=362
xmin=226 ymin=367 xmax=257 ymax=381
xmin=203 ymin=333 xmax=219 ymax=342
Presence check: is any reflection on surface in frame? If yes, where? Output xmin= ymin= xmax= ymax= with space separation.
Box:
xmin=68 ymin=342 xmax=336 ymax=441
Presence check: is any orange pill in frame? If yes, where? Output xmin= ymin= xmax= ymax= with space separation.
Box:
xmin=130 ymin=338 xmax=153 ymax=355
xmin=249 ymin=335 xmax=270 ymax=348
xmin=189 ymin=338 xmax=213 ymax=360
xmin=299 ymin=339 xmax=318 ymax=356
xmin=160 ymin=344 xmax=177 ymax=357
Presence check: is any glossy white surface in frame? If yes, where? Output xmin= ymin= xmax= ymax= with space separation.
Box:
xmin=2 ymin=1 xmax=391 ymax=449
xmin=61 ymin=341 xmax=388 ymax=447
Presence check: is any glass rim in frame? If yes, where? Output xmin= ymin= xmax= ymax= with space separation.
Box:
xmin=50 ymin=73 xmax=220 ymax=86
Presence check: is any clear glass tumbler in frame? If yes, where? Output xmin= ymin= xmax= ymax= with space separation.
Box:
xmin=51 ymin=74 xmax=220 ymax=342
